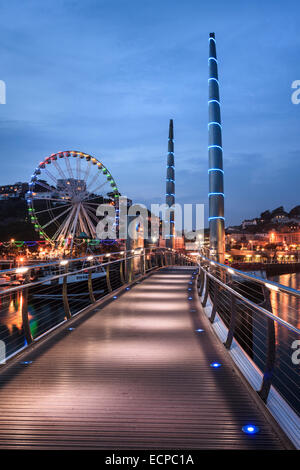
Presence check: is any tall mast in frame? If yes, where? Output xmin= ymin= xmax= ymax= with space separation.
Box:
xmin=208 ymin=32 xmax=225 ymax=262
xmin=166 ymin=119 xmax=175 ymax=249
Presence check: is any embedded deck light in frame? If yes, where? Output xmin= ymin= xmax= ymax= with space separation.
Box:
xmin=60 ymin=260 xmax=68 ymax=266
xmin=242 ymin=425 xmax=259 ymax=434
xmin=210 ymin=362 xmax=221 ymax=368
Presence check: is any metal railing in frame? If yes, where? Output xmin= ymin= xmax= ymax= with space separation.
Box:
xmin=197 ymin=254 xmax=300 ymax=446
xmin=0 ymin=248 xmax=193 ymax=364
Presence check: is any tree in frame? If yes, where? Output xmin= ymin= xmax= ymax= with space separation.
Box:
xmin=260 ymin=210 xmax=272 ymax=220
xmin=289 ymin=205 xmax=300 ymax=217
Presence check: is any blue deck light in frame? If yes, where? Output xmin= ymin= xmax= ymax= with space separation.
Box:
xmin=210 ymin=362 xmax=221 ymax=368
xmin=242 ymin=425 xmax=259 ymax=434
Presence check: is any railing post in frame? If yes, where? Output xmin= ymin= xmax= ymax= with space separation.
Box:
xmin=258 ymin=287 xmax=276 ymax=403
xmin=88 ymin=269 xmax=95 ymax=303
xmin=224 ymin=292 xmax=237 ymax=349
xmin=198 ymin=269 xmax=205 ymax=296
xmin=209 ymin=278 xmax=219 ymax=323
xmin=201 ymin=271 xmax=209 ymax=307
xmin=148 ymin=251 xmax=153 ymax=270
xmin=126 ymin=253 xmax=133 ymax=282
xmin=120 ymin=257 xmax=125 ymax=283
xmin=153 ymin=251 xmax=158 ymax=269
xmin=142 ymin=250 xmax=146 ymax=275
xmin=62 ymin=265 xmax=71 ymax=319
xmin=106 ymin=264 xmax=112 ymax=292
xmin=22 ymin=269 xmax=33 ymax=344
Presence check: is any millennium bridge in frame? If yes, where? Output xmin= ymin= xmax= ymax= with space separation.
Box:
xmin=0 ymin=32 xmax=299 ymax=450
xmin=0 ymin=248 xmax=299 ymax=449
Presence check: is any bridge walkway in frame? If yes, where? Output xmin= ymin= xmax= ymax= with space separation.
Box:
xmin=0 ymin=268 xmax=288 ymax=449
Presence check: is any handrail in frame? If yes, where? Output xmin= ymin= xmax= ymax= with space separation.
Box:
xmin=200 ymin=254 xmax=300 ymax=298
xmin=200 ymin=264 xmax=300 ymax=335
xmin=0 ymin=254 xmax=139 ymax=295
xmin=197 ymin=254 xmax=300 ymax=419
xmin=0 ymin=248 xmax=194 ymax=365
xmin=0 ymin=248 xmax=171 ymax=276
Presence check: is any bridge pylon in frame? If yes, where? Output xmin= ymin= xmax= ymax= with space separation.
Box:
xmin=208 ymin=33 xmax=225 ymax=262
xmin=166 ymin=119 xmax=175 ymax=249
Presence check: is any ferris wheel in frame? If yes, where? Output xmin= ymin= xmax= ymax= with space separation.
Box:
xmin=26 ymin=151 xmax=119 ymax=247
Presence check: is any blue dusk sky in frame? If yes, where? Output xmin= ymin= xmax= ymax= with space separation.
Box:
xmin=0 ymin=0 xmax=299 ymax=226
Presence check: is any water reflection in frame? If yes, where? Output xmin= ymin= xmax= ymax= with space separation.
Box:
xmin=267 ymin=272 xmax=300 ymax=414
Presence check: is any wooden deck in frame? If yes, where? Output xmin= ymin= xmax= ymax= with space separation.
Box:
xmin=0 ymin=268 xmax=288 ymax=449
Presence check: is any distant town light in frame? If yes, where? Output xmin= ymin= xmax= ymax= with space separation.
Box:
xmin=16 ymin=267 xmax=29 ymax=274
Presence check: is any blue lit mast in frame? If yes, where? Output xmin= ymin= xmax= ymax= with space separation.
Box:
xmin=208 ymin=32 xmax=225 ymax=262
xmin=166 ymin=119 xmax=175 ymax=249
